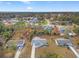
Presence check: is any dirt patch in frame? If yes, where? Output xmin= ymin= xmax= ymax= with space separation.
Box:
xmin=35 ymin=35 xmax=76 ymax=58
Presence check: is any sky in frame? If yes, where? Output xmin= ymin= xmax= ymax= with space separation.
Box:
xmin=0 ymin=1 xmax=79 ymax=12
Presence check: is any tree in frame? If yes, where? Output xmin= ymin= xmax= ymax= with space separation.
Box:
xmin=29 ymin=30 xmax=35 ymax=41
xmin=0 ymin=22 xmax=5 ymax=33
xmin=13 ymin=21 xmax=26 ymax=30
xmin=71 ymin=14 xmax=79 ymax=25
xmin=38 ymin=20 xmax=48 ymax=26
xmin=2 ymin=31 xmax=11 ymax=41
xmin=73 ymin=27 xmax=79 ymax=35
xmin=0 ymin=22 xmax=14 ymax=42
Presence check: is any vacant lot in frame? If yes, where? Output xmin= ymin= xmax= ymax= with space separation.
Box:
xmin=35 ymin=35 xmax=76 ymax=58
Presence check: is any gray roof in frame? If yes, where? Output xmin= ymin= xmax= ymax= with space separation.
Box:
xmin=56 ymin=38 xmax=72 ymax=46
xmin=29 ymin=17 xmax=39 ymax=23
xmin=31 ymin=37 xmax=48 ymax=48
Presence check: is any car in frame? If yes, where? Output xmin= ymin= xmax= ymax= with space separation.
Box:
xmin=68 ymin=32 xmax=76 ymax=37
xmin=17 ymin=40 xmax=25 ymax=50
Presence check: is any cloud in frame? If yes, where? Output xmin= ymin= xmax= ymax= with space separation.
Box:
xmin=27 ymin=7 xmax=33 ymax=10
xmin=6 ymin=2 xmax=12 ymax=5
xmin=0 ymin=1 xmax=12 ymax=5
xmin=0 ymin=1 xmax=3 ymax=4
xmin=21 ymin=1 xmax=31 ymax=4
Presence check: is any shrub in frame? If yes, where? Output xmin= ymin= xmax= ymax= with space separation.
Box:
xmin=42 ymin=52 xmax=63 ymax=58
xmin=73 ymin=27 xmax=79 ymax=35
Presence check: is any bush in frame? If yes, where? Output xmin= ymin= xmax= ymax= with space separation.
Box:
xmin=64 ymin=35 xmax=69 ymax=39
xmin=73 ymin=27 xmax=79 ymax=35
xmin=46 ymin=53 xmax=58 ymax=58
xmin=41 ymin=52 xmax=63 ymax=58
xmin=77 ymin=43 xmax=79 ymax=45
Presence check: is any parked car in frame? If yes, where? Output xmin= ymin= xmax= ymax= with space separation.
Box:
xmin=17 ymin=39 xmax=25 ymax=50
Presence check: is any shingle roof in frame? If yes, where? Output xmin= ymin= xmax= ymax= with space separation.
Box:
xmin=31 ymin=37 xmax=48 ymax=48
xmin=56 ymin=38 xmax=72 ymax=46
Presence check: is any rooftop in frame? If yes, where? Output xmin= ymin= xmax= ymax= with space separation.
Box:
xmin=55 ymin=38 xmax=72 ymax=46
xmin=31 ymin=37 xmax=48 ymax=48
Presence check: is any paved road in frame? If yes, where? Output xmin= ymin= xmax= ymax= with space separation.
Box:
xmin=69 ymin=46 xmax=79 ymax=58
xmin=31 ymin=44 xmax=36 ymax=58
xmin=14 ymin=49 xmax=21 ymax=58
xmin=14 ymin=39 xmax=25 ymax=58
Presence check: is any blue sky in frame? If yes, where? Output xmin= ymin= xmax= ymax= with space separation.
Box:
xmin=0 ymin=1 xmax=79 ymax=12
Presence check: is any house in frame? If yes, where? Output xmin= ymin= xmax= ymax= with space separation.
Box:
xmin=52 ymin=20 xmax=72 ymax=25
xmin=31 ymin=37 xmax=48 ymax=48
xmin=2 ymin=19 xmax=19 ymax=26
xmin=58 ymin=26 xmax=66 ymax=36
xmin=42 ymin=25 xmax=53 ymax=34
xmin=55 ymin=38 xmax=72 ymax=46
xmin=68 ymin=31 xmax=76 ymax=37
xmin=65 ymin=29 xmax=76 ymax=37
xmin=27 ymin=17 xmax=39 ymax=24
xmin=53 ymin=25 xmax=60 ymax=35
xmin=55 ymin=38 xmax=79 ymax=58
